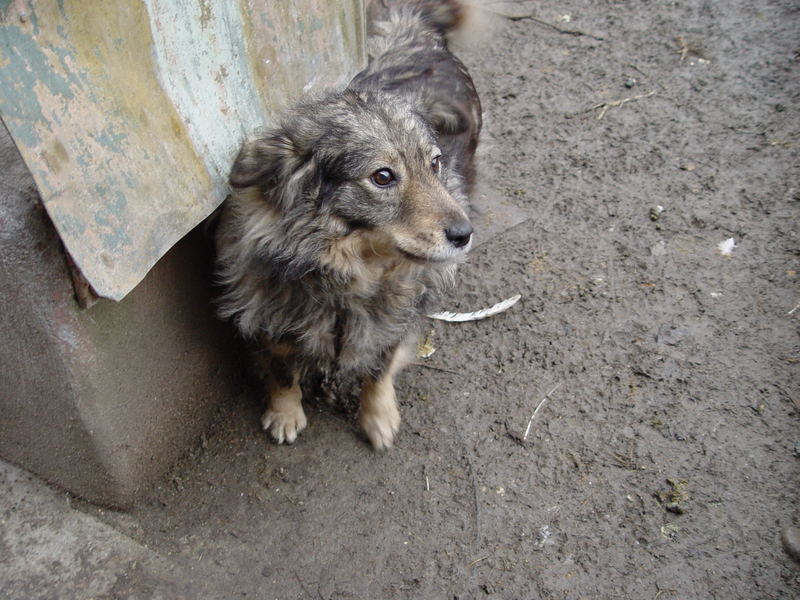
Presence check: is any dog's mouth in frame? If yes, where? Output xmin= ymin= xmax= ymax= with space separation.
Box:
xmin=398 ymin=247 xmax=445 ymax=263
xmin=396 ymin=239 xmax=472 ymax=264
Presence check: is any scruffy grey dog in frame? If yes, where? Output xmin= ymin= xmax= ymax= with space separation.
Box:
xmin=216 ymin=0 xmax=481 ymax=449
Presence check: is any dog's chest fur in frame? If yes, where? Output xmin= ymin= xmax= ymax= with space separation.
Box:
xmin=217 ymin=190 xmax=454 ymax=377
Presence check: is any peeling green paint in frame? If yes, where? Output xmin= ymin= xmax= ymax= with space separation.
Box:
xmin=198 ymin=0 xmax=213 ymax=29
xmin=0 ymin=1 xmax=13 ymax=15
xmin=0 ymin=0 xmax=365 ymax=300
xmin=309 ymin=16 xmax=324 ymax=33
xmin=0 ymin=23 xmax=77 ymax=148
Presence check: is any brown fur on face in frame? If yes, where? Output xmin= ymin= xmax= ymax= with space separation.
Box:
xmin=386 ymin=173 xmax=472 ymax=262
xmin=215 ymin=0 xmax=481 ymax=449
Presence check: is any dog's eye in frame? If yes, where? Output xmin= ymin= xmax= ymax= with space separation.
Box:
xmin=431 ymin=156 xmax=441 ymax=173
xmin=370 ymin=168 xmax=395 ymax=187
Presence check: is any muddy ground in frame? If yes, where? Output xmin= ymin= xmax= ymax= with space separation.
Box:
xmin=5 ymin=0 xmax=800 ymax=598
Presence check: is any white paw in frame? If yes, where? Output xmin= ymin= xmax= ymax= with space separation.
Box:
xmin=359 ymin=402 xmax=401 ymax=450
xmin=261 ymin=402 xmax=307 ymax=444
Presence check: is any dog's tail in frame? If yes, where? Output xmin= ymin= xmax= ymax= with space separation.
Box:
xmin=366 ymin=0 xmax=479 ymax=52
xmin=407 ymin=0 xmax=471 ymax=35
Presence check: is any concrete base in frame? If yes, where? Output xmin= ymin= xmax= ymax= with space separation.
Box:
xmin=0 ymin=122 xmax=241 ymax=507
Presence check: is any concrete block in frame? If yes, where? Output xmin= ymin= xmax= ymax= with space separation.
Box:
xmin=0 ymin=122 xmax=241 ymax=507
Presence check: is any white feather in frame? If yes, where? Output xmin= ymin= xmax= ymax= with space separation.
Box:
xmin=427 ymin=294 xmax=522 ymax=322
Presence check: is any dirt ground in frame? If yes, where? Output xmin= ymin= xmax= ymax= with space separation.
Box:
xmin=6 ymin=0 xmax=799 ymax=598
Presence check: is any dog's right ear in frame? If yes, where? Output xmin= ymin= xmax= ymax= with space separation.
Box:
xmin=228 ymin=130 xmax=302 ymax=190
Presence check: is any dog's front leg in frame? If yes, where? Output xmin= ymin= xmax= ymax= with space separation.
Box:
xmin=359 ymin=340 xmax=414 ymax=450
xmin=257 ymin=343 xmax=307 ymax=444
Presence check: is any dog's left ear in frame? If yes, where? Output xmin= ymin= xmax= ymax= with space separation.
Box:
xmin=229 ymin=130 xmax=301 ymax=190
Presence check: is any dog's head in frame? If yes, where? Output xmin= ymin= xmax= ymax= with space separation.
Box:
xmin=229 ymin=89 xmax=472 ymax=264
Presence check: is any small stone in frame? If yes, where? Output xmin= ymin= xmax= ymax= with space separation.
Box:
xmin=650 ymin=240 xmax=667 ymax=256
xmin=625 ymin=77 xmax=637 ymax=88
xmin=660 ymin=523 xmax=679 ymax=540
xmin=649 ymin=206 xmax=664 ymax=221
xmin=717 ymin=238 xmax=737 ymax=256
xmin=665 ymin=502 xmax=685 ymax=515
xmin=781 ymin=527 xmax=800 ymax=563
xmin=680 ymin=163 xmax=697 ymax=171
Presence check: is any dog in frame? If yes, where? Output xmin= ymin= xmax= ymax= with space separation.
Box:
xmin=215 ymin=0 xmax=482 ymax=449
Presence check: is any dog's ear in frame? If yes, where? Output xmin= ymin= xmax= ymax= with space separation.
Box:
xmin=229 ymin=130 xmax=302 ymax=190
xmin=229 ymin=127 xmax=322 ymax=213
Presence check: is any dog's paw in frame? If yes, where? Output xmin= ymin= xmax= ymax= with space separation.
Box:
xmin=261 ymin=400 xmax=307 ymax=444
xmin=359 ymin=402 xmax=401 ymax=450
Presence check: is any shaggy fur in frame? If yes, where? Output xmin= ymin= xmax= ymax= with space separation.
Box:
xmin=216 ymin=0 xmax=481 ymax=449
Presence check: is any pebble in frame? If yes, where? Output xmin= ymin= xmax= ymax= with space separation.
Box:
xmin=665 ymin=502 xmax=685 ymax=515
xmin=649 ymin=205 xmax=664 ymax=221
xmin=650 ymin=240 xmax=667 ymax=256
xmin=781 ymin=527 xmax=800 ymax=563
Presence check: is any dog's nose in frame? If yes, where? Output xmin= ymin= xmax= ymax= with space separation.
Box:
xmin=444 ymin=220 xmax=473 ymax=248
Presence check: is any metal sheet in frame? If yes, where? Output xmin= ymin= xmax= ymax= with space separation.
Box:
xmin=0 ymin=0 xmax=365 ymax=300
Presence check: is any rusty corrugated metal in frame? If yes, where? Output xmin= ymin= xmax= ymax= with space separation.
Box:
xmin=0 ymin=0 xmax=365 ymax=300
